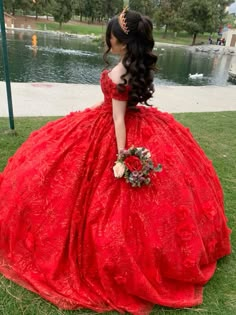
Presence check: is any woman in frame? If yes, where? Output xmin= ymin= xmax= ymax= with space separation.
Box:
xmin=0 ymin=8 xmax=231 ymax=315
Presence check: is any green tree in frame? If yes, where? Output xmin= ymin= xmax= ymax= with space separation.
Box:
xmin=83 ymin=0 xmax=96 ymax=22
xmin=216 ymin=0 xmax=234 ymax=24
xmin=4 ymin=0 xmax=53 ymax=17
xmin=154 ymin=0 xmax=183 ymax=36
xmin=181 ymin=0 xmax=234 ymax=45
xmin=80 ymin=0 xmax=123 ymax=22
xmin=104 ymin=0 xmax=123 ymax=18
xmin=4 ymin=0 xmax=33 ymax=15
xmin=32 ymin=0 xmax=48 ymax=19
xmin=223 ymin=12 xmax=236 ymax=28
xmin=73 ymin=0 xmax=86 ymax=22
xmin=3 ymin=0 xmax=14 ymax=14
xmin=18 ymin=0 xmax=33 ymax=13
xmin=129 ymin=0 xmax=158 ymax=17
xmin=44 ymin=0 xmax=55 ymax=20
xmin=51 ymin=0 xmax=73 ymax=28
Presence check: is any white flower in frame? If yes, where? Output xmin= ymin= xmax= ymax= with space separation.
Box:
xmin=113 ymin=162 xmax=125 ymax=178
xmin=137 ymin=147 xmax=151 ymax=158
xmin=145 ymin=150 xmax=151 ymax=158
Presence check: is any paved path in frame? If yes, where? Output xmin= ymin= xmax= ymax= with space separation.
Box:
xmin=0 ymin=82 xmax=236 ymax=117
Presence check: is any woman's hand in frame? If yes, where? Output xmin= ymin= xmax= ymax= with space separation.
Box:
xmin=113 ymin=162 xmax=125 ymax=178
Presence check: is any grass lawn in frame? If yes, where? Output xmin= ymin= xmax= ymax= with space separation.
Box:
xmin=0 ymin=112 xmax=235 ymax=314
xmin=37 ymin=21 xmax=105 ymax=37
xmin=153 ymin=31 xmax=213 ymax=46
xmin=36 ymin=20 xmax=215 ymax=46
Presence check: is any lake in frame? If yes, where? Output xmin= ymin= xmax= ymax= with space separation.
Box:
xmin=0 ymin=30 xmax=234 ymax=86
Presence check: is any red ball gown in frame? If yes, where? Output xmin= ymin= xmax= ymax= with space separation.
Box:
xmin=0 ymin=70 xmax=231 ymax=314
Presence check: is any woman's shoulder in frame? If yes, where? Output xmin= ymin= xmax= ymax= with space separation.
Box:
xmin=108 ymin=63 xmax=129 ymax=85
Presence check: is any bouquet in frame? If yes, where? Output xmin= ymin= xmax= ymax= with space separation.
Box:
xmin=114 ymin=146 xmax=162 ymax=187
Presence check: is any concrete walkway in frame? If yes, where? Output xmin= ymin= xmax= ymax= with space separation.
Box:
xmin=0 ymin=82 xmax=236 ymax=117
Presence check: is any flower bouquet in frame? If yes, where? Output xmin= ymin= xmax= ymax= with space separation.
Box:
xmin=114 ymin=146 xmax=162 ymax=187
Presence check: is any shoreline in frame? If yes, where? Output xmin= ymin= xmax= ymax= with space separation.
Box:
xmin=0 ymin=82 xmax=236 ymax=117
xmin=6 ymin=26 xmax=236 ymax=55
xmin=6 ymin=26 xmax=99 ymax=40
xmin=5 ymin=15 xmax=236 ymax=52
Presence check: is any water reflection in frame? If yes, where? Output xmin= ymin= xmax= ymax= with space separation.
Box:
xmin=0 ymin=31 xmax=234 ymax=86
xmin=31 ymin=34 xmax=38 ymax=57
xmin=156 ymin=47 xmax=213 ymax=85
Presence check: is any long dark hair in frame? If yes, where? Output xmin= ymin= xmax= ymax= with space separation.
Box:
xmin=104 ymin=10 xmax=158 ymax=107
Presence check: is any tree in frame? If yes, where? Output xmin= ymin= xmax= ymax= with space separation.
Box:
xmin=181 ymin=0 xmax=234 ymax=45
xmin=17 ymin=0 xmax=33 ymax=13
xmin=3 ymin=0 xmax=54 ymax=17
xmin=83 ymin=0 xmax=100 ymax=22
xmin=75 ymin=0 xmax=123 ymax=22
xmin=129 ymin=0 xmax=159 ymax=17
xmin=3 ymin=0 xmax=33 ymax=15
xmin=73 ymin=0 xmax=86 ymax=22
xmin=44 ymin=0 xmax=55 ymax=20
xmin=3 ymin=0 xmax=14 ymax=14
xmin=223 ymin=11 xmax=236 ymax=28
xmin=51 ymin=0 xmax=73 ymax=28
xmin=104 ymin=0 xmax=123 ymax=18
xmin=32 ymin=0 xmax=48 ymax=19
xmin=216 ymin=0 xmax=234 ymax=24
xmin=154 ymin=0 xmax=183 ymax=36
xmin=4 ymin=0 xmax=125 ymax=22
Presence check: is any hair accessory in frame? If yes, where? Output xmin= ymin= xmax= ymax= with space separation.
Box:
xmin=118 ymin=6 xmax=129 ymax=35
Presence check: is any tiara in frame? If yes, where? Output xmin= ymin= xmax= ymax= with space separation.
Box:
xmin=118 ymin=6 xmax=129 ymax=35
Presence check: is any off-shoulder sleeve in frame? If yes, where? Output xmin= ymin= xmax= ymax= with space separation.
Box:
xmin=111 ymin=84 xmax=130 ymax=101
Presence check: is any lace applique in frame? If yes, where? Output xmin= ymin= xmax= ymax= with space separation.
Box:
xmin=101 ymin=69 xmax=130 ymax=102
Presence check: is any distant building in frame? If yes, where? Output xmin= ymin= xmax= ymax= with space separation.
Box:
xmin=222 ymin=28 xmax=236 ymax=47
xmin=4 ymin=12 xmax=15 ymax=28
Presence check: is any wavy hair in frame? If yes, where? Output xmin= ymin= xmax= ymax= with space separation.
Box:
xmin=104 ymin=10 xmax=158 ymax=107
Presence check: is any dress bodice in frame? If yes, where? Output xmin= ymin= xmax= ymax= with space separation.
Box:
xmin=100 ymin=70 xmax=130 ymax=107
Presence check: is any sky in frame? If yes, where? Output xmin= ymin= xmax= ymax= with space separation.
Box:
xmin=229 ymin=1 xmax=236 ymax=13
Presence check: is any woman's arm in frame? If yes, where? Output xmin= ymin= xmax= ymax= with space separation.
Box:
xmin=109 ymin=63 xmax=128 ymax=151
xmin=112 ymin=98 xmax=127 ymax=152
xmin=112 ymin=99 xmax=127 ymax=178
xmin=109 ymin=63 xmax=128 ymax=178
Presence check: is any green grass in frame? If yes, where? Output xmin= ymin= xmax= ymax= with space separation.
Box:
xmin=36 ymin=20 xmax=215 ymax=46
xmin=153 ymin=30 xmax=214 ymax=46
xmin=0 ymin=112 xmax=235 ymax=314
xmin=36 ymin=22 xmax=105 ymax=36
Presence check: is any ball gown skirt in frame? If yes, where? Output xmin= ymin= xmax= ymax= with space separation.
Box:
xmin=0 ymin=70 xmax=231 ymax=314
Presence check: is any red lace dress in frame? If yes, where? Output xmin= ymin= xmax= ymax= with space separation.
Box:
xmin=0 ymin=70 xmax=231 ymax=314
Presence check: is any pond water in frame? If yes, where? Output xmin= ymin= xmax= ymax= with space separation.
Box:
xmin=0 ymin=30 xmax=234 ymax=86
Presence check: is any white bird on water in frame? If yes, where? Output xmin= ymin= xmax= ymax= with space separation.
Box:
xmin=189 ymin=73 xmax=204 ymax=79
